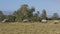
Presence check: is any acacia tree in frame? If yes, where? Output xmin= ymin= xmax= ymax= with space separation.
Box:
xmin=32 ymin=11 xmax=40 ymax=21
xmin=27 ymin=7 xmax=35 ymax=20
xmin=5 ymin=15 xmax=16 ymax=22
xmin=13 ymin=11 xmax=23 ymax=21
xmin=0 ymin=11 xmax=5 ymax=21
xmin=13 ymin=4 xmax=35 ymax=22
xmin=52 ymin=13 xmax=59 ymax=20
xmin=41 ymin=9 xmax=47 ymax=19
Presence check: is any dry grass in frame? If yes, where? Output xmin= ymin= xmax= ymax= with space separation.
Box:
xmin=0 ymin=21 xmax=60 ymax=34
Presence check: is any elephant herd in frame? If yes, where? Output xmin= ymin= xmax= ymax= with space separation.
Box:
xmin=2 ymin=19 xmax=60 ymax=24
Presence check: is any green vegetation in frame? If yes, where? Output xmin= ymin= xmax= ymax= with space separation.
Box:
xmin=0 ymin=11 xmax=5 ymax=21
xmin=0 ymin=4 xmax=60 ymax=22
xmin=41 ymin=9 xmax=47 ymax=19
xmin=52 ymin=13 xmax=59 ymax=20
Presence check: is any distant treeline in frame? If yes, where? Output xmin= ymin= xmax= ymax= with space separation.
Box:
xmin=0 ymin=4 xmax=60 ymax=22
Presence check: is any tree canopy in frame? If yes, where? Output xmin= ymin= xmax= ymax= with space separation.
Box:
xmin=0 ymin=4 xmax=60 ymax=22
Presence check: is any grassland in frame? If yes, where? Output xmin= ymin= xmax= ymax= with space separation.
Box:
xmin=0 ymin=21 xmax=60 ymax=34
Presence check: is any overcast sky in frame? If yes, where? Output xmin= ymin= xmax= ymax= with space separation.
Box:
xmin=0 ymin=0 xmax=60 ymax=16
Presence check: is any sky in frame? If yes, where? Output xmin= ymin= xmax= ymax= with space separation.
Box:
xmin=0 ymin=0 xmax=60 ymax=16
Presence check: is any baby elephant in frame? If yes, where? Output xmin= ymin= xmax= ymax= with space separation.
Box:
xmin=41 ymin=19 xmax=47 ymax=23
xmin=54 ymin=20 xmax=59 ymax=24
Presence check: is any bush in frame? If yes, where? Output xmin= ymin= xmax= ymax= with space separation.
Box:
xmin=5 ymin=15 xmax=16 ymax=22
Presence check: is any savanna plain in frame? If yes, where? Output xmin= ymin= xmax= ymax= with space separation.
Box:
xmin=0 ymin=20 xmax=60 ymax=34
